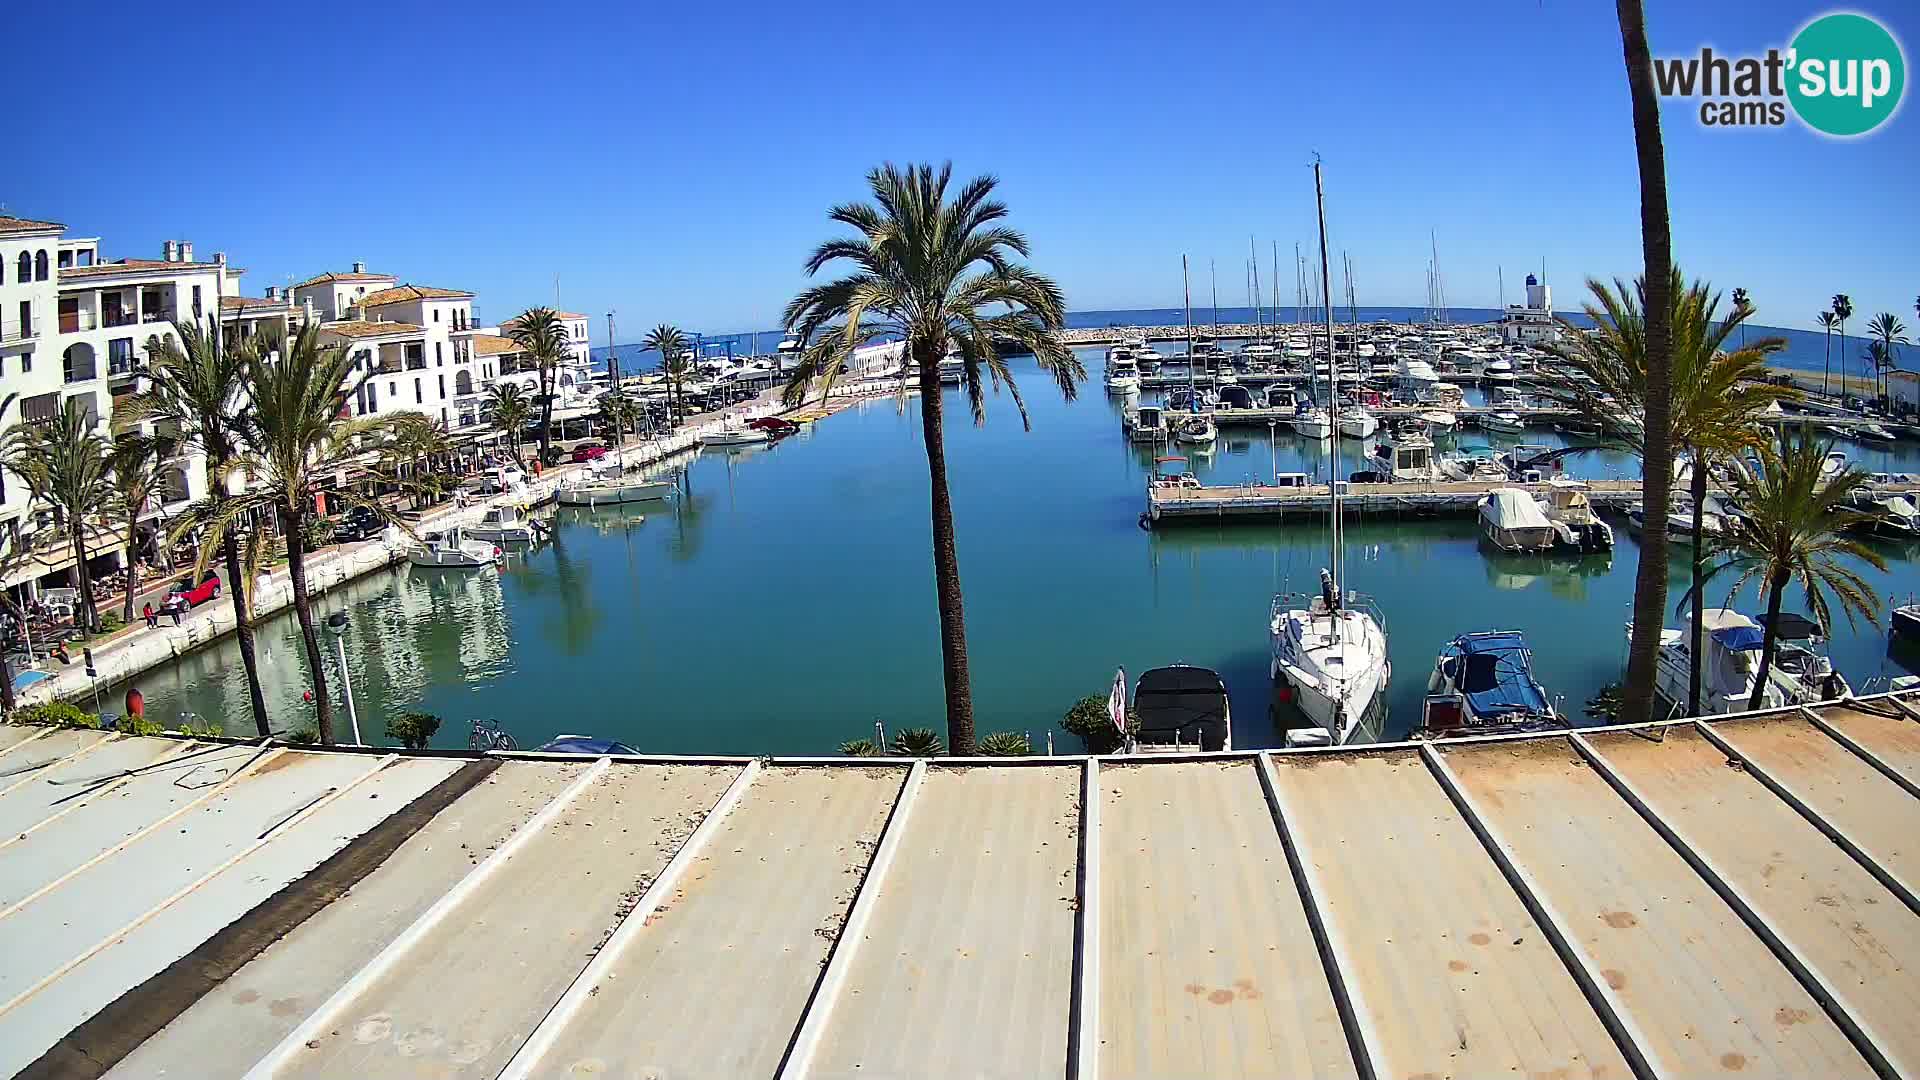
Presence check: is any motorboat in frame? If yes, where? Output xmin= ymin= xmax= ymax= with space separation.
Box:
xmin=1480 ymin=411 xmax=1527 ymax=434
xmin=1124 ymin=665 xmax=1232 ymax=752
xmin=1395 ymin=358 xmax=1440 ymax=396
xmin=407 ymin=528 xmax=500 ymax=570
xmin=1438 ymin=446 xmax=1507 ymax=482
xmin=1335 ymin=407 xmax=1378 ymax=440
xmin=1848 ymin=490 xmax=1920 ymax=537
xmin=1893 ymin=597 xmax=1920 ymax=639
xmin=936 ymin=355 xmax=965 ymax=384
xmin=1292 ymin=402 xmax=1334 ymax=440
xmin=558 ymin=474 xmax=675 ymax=506
xmin=1555 ymin=416 xmax=1605 ymax=438
xmin=467 ymin=504 xmax=540 ymax=544
xmin=1820 ymin=450 xmax=1848 ymax=479
xmin=1626 ymin=494 xmax=1734 ymax=537
xmin=1370 ymin=426 xmax=1438 ymax=482
xmin=1127 ymin=404 xmax=1169 ymax=443
xmin=1417 ymin=631 xmax=1565 ymax=738
xmin=1216 ymin=384 xmax=1255 ymax=410
xmin=1416 ymin=408 xmax=1458 ymax=432
xmin=1536 ymin=479 xmax=1615 ymax=551
xmin=1166 ymin=387 xmax=1215 ymax=411
xmin=1483 ymin=358 xmax=1517 ymax=384
xmin=1271 ymin=570 xmax=1390 ymax=747
xmin=1173 ymin=412 xmax=1217 ymax=446
xmin=1104 ymin=352 xmax=1141 ymax=394
xmin=1265 ymin=385 xmax=1299 ymax=410
xmin=699 ymin=427 xmax=771 ymax=447
xmin=1646 ymin=608 xmax=1847 ymax=715
xmin=1478 ymin=488 xmax=1558 ymax=552
xmin=1851 ymin=422 xmax=1897 ymax=444
xmin=1150 ymin=455 xmax=1202 ymax=491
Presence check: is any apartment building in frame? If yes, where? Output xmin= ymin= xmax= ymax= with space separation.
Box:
xmin=300 ymin=278 xmax=476 ymax=428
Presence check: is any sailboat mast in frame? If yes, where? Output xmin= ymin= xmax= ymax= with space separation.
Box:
xmin=1210 ymin=260 xmax=1219 ymax=336
xmin=1314 ymin=159 xmax=1341 ymax=592
xmin=1249 ymin=236 xmax=1262 ymax=342
xmin=1271 ymin=240 xmax=1281 ymax=329
xmin=1183 ymin=256 xmax=1195 ymax=396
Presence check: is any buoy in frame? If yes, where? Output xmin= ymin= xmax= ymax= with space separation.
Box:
xmin=125 ymin=687 xmax=145 ymax=718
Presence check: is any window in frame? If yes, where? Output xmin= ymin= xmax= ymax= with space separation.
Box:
xmin=456 ymin=370 xmax=473 ymax=395
xmin=414 ymin=377 xmax=423 ymax=404
xmin=192 ymin=285 xmax=202 ymax=316
xmin=437 ymin=374 xmax=445 ymax=398
xmin=432 ymin=309 xmax=440 ymax=323
xmin=14 ymin=253 xmax=26 ymax=282
xmin=388 ymin=381 xmax=397 ymax=400
xmin=20 ymin=351 xmax=30 ymax=373
xmin=57 ymin=250 xmax=71 ymax=269
xmin=435 ymin=341 xmax=442 ymax=365
xmin=367 ymin=381 xmax=378 ymax=411
xmin=17 ymin=300 xmax=28 ymax=337
xmin=34 ymin=250 xmax=48 ymax=281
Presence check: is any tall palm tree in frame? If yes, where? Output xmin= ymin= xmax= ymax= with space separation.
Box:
xmin=595 ymin=389 xmax=641 ymax=443
xmin=1730 ymin=287 xmax=1749 ymax=347
xmin=175 ymin=324 xmax=403 ymax=744
xmin=642 ymin=325 xmax=689 ymax=421
xmin=1831 ymin=294 xmax=1853 ymax=398
xmin=0 ymin=402 xmax=113 ymax=634
xmin=506 ymin=308 xmax=570 ymax=459
xmin=1867 ymin=312 xmax=1908 ymax=404
xmin=1816 ymin=311 xmax=1838 ymax=396
xmin=484 ymin=382 xmax=532 ymax=465
xmin=135 ymin=321 xmax=275 ymax=735
xmin=1705 ymin=426 xmax=1883 ymax=710
xmin=106 ymin=430 xmax=178 ymax=624
xmin=379 ymin=414 xmax=454 ymax=510
xmin=780 ymin=163 xmax=1085 ymax=753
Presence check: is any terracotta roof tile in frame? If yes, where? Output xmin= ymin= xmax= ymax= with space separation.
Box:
xmin=294 ymin=270 xmax=396 ymax=289
xmin=322 ymin=319 xmax=425 ymax=340
xmin=471 ymin=335 xmax=524 ymax=356
xmin=219 ymin=295 xmax=288 ymax=312
xmin=0 ymin=216 xmax=63 ymax=234
xmin=58 ymin=259 xmax=222 ymax=281
xmin=359 ymin=284 xmax=474 ymax=307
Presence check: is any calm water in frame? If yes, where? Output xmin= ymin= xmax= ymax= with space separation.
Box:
xmin=120 ymin=348 xmax=1920 ymax=752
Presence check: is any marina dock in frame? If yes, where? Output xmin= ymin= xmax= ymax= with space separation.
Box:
xmin=1145 ymin=477 xmax=1646 ymax=525
xmin=12 ymin=695 xmax=1920 ymax=1078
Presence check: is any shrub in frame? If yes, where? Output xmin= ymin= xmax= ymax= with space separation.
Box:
xmin=1061 ymin=694 xmax=1131 ymax=754
xmin=386 ymin=711 xmax=443 ymax=750
xmin=286 ymin=725 xmax=319 ymax=746
xmin=12 ymin=701 xmax=101 ymax=729
xmin=115 ymin=713 xmax=166 ymax=737
xmin=889 ymin=727 xmax=945 ymax=757
xmin=975 ymin=731 xmax=1031 ymax=756
xmin=837 ymin=738 xmax=883 ymax=757
xmin=177 ymin=718 xmax=225 ymax=739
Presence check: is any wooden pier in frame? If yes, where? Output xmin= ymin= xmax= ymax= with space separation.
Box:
xmin=1145 ymin=478 xmax=1642 ymax=526
xmin=1205 ymin=404 xmax=1579 ymax=427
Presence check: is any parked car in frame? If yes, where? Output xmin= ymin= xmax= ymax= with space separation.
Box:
xmin=169 ymin=575 xmax=222 ymax=608
xmin=746 ymin=417 xmax=800 ymax=437
xmin=570 ymin=443 xmax=609 ymax=463
xmin=332 ymin=506 xmax=385 ymax=543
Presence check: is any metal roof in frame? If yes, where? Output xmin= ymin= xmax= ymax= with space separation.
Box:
xmin=0 ymin=695 xmax=1915 ymax=1078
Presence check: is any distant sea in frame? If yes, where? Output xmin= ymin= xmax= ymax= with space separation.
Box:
xmin=591 ymin=305 xmax=1876 ymax=380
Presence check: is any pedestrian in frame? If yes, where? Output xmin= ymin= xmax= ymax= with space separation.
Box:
xmin=142 ymin=602 xmax=156 ymax=629
xmin=168 ymin=600 xmax=183 ymax=627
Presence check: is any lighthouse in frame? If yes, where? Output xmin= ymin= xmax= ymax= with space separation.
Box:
xmin=1500 ymin=272 xmax=1557 ymax=345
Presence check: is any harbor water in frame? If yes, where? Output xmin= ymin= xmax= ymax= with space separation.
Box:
xmin=119 ymin=347 xmax=1920 ymax=753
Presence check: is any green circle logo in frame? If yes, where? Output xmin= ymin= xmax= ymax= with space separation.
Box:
xmin=1788 ymin=13 xmax=1906 ymax=136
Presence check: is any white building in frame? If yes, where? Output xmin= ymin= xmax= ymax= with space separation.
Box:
xmin=1497 ymin=274 xmax=1558 ymax=346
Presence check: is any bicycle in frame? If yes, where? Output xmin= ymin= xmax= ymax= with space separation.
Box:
xmin=469 ymin=718 xmax=519 ymax=752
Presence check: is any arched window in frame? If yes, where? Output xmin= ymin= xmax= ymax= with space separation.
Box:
xmin=455 ymin=370 xmax=473 ymax=396
xmin=35 ymin=250 xmax=49 ymax=281
xmin=15 ymin=252 xmax=27 ymax=282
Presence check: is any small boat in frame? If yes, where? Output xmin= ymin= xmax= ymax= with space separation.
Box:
xmin=1104 ymin=352 xmax=1141 ymax=394
xmin=745 ymin=416 xmax=801 ymax=437
xmin=1265 ymin=385 xmax=1299 ymax=410
xmin=1216 ymin=384 xmax=1255 ymax=410
xmin=1555 ymin=416 xmax=1605 ymax=438
xmin=408 ymin=528 xmax=500 ymax=570
xmin=1150 ymin=455 xmax=1202 ymax=490
xmin=558 ymin=473 xmax=675 ymax=506
xmin=1480 ymin=410 xmax=1527 ymax=434
xmin=1851 ymin=422 xmax=1897 ymax=444
xmin=1537 ymin=479 xmax=1614 ymax=551
xmin=700 ymin=427 xmax=771 ymax=447
xmin=1370 ymin=426 xmax=1438 ymax=482
xmin=1417 ymin=408 xmax=1458 ymax=432
xmin=1478 ymin=488 xmax=1558 ymax=552
xmin=1174 ymin=413 xmax=1217 ymax=446
xmin=1438 ymin=446 xmax=1506 ymax=482
xmin=1271 ymin=569 xmax=1390 ymax=746
xmin=1820 ymin=450 xmax=1848 ymax=479
xmin=1849 ymin=490 xmax=1920 ymax=536
xmin=937 ymin=356 xmax=964 ymax=384
xmin=1893 ymin=598 xmax=1920 ymax=639
xmin=1418 ymin=631 xmax=1564 ymax=738
xmin=1335 ymin=407 xmax=1378 ymax=440
xmin=1127 ymin=404 xmax=1168 ymax=443
xmin=1483 ymin=358 xmax=1517 ymax=384
xmin=467 ymin=504 xmax=540 ymax=544
xmin=1292 ymin=404 xmax=1334 ymax=440
xmin=1647 ymin=609 xmax=1847 ymax=714
xmin=1125 ymin=665 xmax=1232 ymax=752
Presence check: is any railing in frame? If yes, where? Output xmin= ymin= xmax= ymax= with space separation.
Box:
xmin=102 ymin=310 xmax=139 ymax=328
xmin=0 ymin=316 xmax=40 ymax=342
xmin=108 ymin=358 xmax=140 ymax=379
xmin=406 ymin=358 xmax=428 ymax=371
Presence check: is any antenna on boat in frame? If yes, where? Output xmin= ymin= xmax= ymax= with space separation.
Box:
xmin=1314 ymin=156 xmax=1342 ymax=607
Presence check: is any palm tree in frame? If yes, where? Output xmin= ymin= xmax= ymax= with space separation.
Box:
xmin=780 ymin=163 xmax=1085 ymax=753
xmin=642 ymin=325 xmax=689 ymax=421
xmin=1704 ymin=426 xmax=1883 ymax=710
xmin=106 ymin=430 xmax=178 ymax=624
xmin=1831 ymin=294 xmax=1853 ymax=398
xmin=506 ymin=308 xmax=570 ymax=459
xmin=378 ymin=414 xmax=455 ymax=510
xmin=0 ymin=402 xmax=113 ymax=634
xmin=131 ymin=320 xmax=270 ymax=736
xmin=1867 ymin=312 xmax=1908 ymax=404
xmin=1608 ymin=0 xmax=1679 ymax=726
xmin=1543 ymin=273 xmax=1793 ymax=715
xmin=175 ymin=324 xmax=405 ymax=744
xmin=595 ymin=390 xmax=641 ymax=444
xmin=485 ymin=382 xmax=532 ymax=466
xmin=1816 ymin=311 xmax=1838 ymax=396
xmin=1730 ymin=287 xmax=1749 ymax=347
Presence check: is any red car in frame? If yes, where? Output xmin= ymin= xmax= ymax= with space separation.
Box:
xmin=169 ymin=575 xmax=222 ymax=608
xmin=570 ymin=444 xmax=609 ymax=463
xmin=746 ymin=417 xmax=800 ymax=437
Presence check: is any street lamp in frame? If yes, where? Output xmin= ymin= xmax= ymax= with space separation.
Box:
xmin=326 ymin=611 xmax=362 ymax=745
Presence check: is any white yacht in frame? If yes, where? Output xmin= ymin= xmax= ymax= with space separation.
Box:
xmin=1439 ymin=446 xmax=1507 ymax=482
xmin=1104 ymin=352 xmax=1141 ymax=394
xmin=467 ymin=504 xmax=540 ymax=544
xmin=558 ymin=469 xmax=676 ymax=506
xmin=1537 ymin=479 xmax=1615 ymax=550
xmin=1127 ymin=404 xmax=1168 ymax=442
xmin=1820 ymin=450 xmax=1849 ymax=479
xmin=1292 ymin=404 xmax=1334 ymax=440
xmin=1371 ymin=426 xmax=1439 ymax=481
xmin=1480 ymin=411 xmax=1527 ymax=434
xmin=407 ymin=528 xmax=500 ymax=570
xmin=1335 ymin=407 xmax=1378 ymax=440
xmin=1478 ymin=488 xmax=1558 ymax=552
xmin=1647 ymin=608 xmax=1847 ymax=715
xmin=1173 ymin=412 xmax=1217 ymax=446
xmin=699 ymin=427 xmax=771 ymax=447
xmin=1850 ymin=489 xmax=1920 ymax=536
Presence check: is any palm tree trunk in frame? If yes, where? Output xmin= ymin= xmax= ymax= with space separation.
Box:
xmin=1687 ymin=452 xmax=1708 ymax=716
xmin=916 ymin=347 xmax=974 ymax=755
xmin=123 ymin=515 xmax=139 ymax=626
xmin=283 ymin=504 xmax=336 ymax=744
xmin=1615 ymin=0 xmax=1677 ymax=727
xmin=71 ymin=521 xmax=98 ymax=633
xmin=538 ymin=367 xmax=556 ymax=458
xmin=1823 ymin=328 xmax=1832 ymax=397
xmin=222 ymin=530 xmax=271 ymax=737
xmin=1747 ymin=571 xmax=1788 ymax=711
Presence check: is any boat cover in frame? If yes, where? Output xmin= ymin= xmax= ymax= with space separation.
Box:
xmin=1132 ymin=666 xmax=1229 ymax=750
xmin=1444 ymin=633 xmax=1549 ymax=718
xmin=1711 ymin=625 xmax=1768 ymax=652
xmin=1752 ymin=612 xmax=1823 ymax=640
xmin=1482 ymin=488 xmax=1554 ymax=530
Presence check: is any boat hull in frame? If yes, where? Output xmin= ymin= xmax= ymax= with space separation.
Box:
xmin=558 ymin=480 xmax=675 ymax=506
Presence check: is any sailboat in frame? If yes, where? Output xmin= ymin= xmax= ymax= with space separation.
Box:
xmin=1270 ymin=160 xmax=1391 ymax=747
xmin=1172 ymin=256 xmax=1216 ymax=447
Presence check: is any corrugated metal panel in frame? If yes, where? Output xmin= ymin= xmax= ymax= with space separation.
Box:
xmin=0 ymin=726 xmax=47 ymax=754
xmin=1813 ymin=702 xmax=1920 ymax=788
xmin=0 ymin=735 xmax=179 ymax=838
xmin=113 ymin=760 xmax=588 ymax=1078
xmin=1441 ymin=737 xmax=1872 ymax=1078
xmin=811 ymin=765 xmax=1079 ymax=1078
xmin=518 ymin=765 xmax=906 ymax=1079
xmin=0 ymin=730 xmax=114 ymax=793
xmin=1099 ymin=759 xmax=1357 ymax=1079
xmin=1588 ymin=726 xmax=1920 ymax=1074
xmin=1271 ymin=748 xmax=1627 ymax=1080
xmin=274 ymin=762 xmax=740 ymax=1079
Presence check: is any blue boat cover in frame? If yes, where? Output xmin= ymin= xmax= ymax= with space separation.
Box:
xmin=1446 ymin=633 xmax=1549 ymax=717
xmin=1711 ymin=625 xmax=1768 ymax=651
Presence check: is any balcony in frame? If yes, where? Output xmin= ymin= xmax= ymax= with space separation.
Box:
xmin=109 ymin=357 xmax=142 ymax=380
xmin=0 ymin=315 xmax=40 ymax=343
xmin=406 ymin=358 xmax=428 ymax=371
xmin=19 ymin=393 xmax=59 ymax=425
xmin=101 ymin=310 xmax=139 ymax=328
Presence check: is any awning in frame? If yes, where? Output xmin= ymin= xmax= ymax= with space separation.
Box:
xmin=1711 ymin=625 xmax=1768 ymax=652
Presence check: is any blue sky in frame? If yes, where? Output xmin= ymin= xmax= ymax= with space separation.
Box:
xmin=11 ymin=0 xmax=1914 ymax=338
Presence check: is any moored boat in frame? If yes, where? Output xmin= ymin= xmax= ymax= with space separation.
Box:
xmin=700 ymin=427 xmax=772 ymax=447
xmin=1124 ymin=665 xmax=1232 ymax=752
xmin=1417 ymin=631 xmax=1565 ymax=738
xmin=408 ymin=528 xmax=500 ymax=570
xmin=467 ymin=504 xmax=541 ymax=544
xmin=1478 ymin=488 xmax=1557 ymax=552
